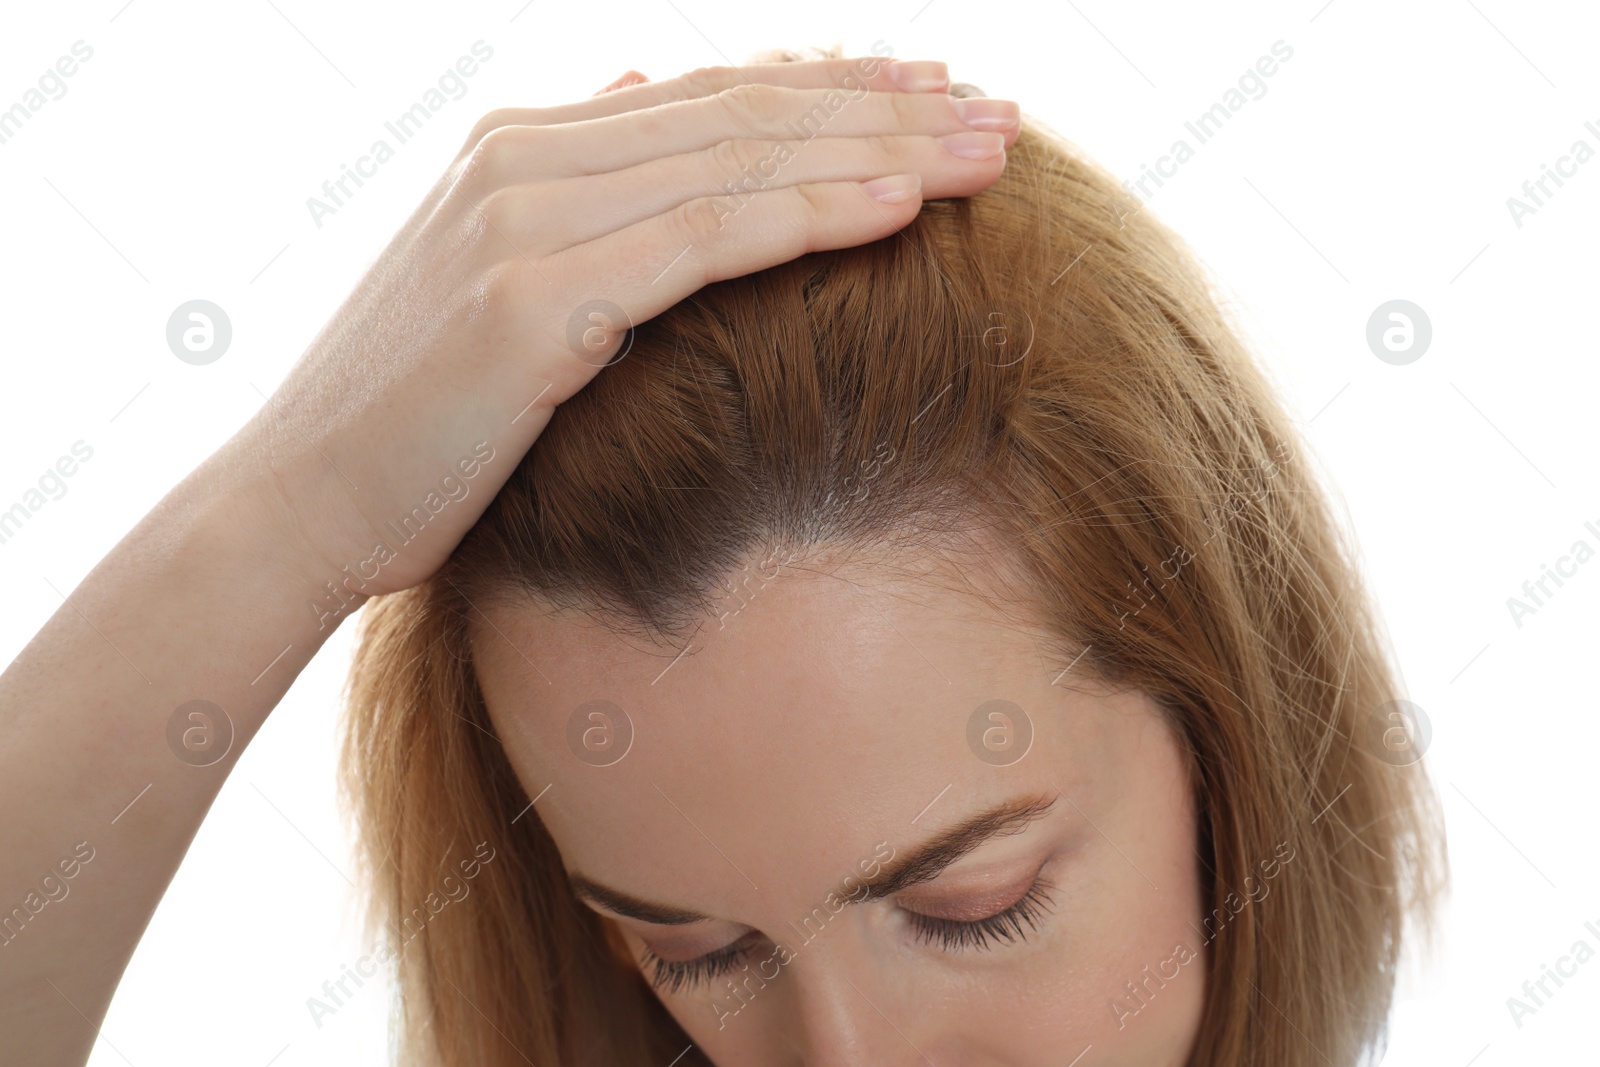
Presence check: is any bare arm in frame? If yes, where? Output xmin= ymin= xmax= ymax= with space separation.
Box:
xmin=0 ymin=444 xmax=354 ymax=1063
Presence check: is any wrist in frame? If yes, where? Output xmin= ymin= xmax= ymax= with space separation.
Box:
xmin=176 ymin=444 xmax=372 ymax=639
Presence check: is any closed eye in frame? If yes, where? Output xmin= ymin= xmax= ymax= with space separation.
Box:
xmin=639 ymin=930 xmax=761 ymax=996
xmin=903 ymin=875 xmax=1057 ymax=951
xmin=636 ymin=874 xmax=1059 ymax=995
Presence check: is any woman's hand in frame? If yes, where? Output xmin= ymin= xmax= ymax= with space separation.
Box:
xmin=222 ymin=55 xmax=1019 ymax=604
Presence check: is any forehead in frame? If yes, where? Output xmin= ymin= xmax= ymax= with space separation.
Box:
xmin=468 ymin=551 xmax=1131 ymax=918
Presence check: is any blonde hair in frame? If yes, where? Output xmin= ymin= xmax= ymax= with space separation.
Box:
xmin=341 ymin=48 xmax=1446 ymax=1066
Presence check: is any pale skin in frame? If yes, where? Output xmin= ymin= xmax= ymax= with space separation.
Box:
xmin=473 ymin=547 xmax=1207 ymax=1065
xmin=0 ymin=57 xmax=1021 ymax=1063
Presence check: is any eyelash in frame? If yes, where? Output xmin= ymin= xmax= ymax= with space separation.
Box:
xmin=641 ymin=935 xmax=755 ymax=997
xmin=637 ymin=878 xmax=1058 ymax=994
xmin=904 ymin=877 xmax=1057 ymax=952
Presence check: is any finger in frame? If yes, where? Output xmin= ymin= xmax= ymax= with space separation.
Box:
xmin=468 ymin=56 xmax=948 ymax=137
xmin=594 ymin=69 xmax=649 ymax=96
xmin=480 ymin=131 xmax=1006 ymax=254
xmin=511 ymin=175 xmax=927 ymax=403
xmin=468 ymin=87 xmax=1021 ymax=188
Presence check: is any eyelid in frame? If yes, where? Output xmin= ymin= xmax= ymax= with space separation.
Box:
xmin=902 ymin=845 xmax=1049 ymax=907
xmin=638 ymin=937 xmax=725 ymax=965
xmin=896 ymin=873 xmax=1037 ymax=923
xmin=601 ymin=903 xmax=752 ymax=964
xmin=638 ymin=926 xmax=758 ymax=965
xmin=639 ymin=937 xmax=754 ymax=996
xmin=903 ymin=874 xmax=1059 ymax=953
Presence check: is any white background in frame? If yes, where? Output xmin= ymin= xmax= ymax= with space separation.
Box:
xmin=1 ymin=1 xmax=1596 ymax=1064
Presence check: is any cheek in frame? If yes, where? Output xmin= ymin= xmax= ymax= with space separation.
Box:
xmin=1031 ymin=872 xmax=1208 ymax=1064
xmin=932 ymin=832 xmax=1205 ymax=1064
xmin=996 ymin=731 xmax=1205 ymax=1061
xmin=643 ymin=945 xmax=786 ymax=1058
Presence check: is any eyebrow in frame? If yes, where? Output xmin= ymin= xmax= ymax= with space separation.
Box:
xmin=566 ymin=791 xmax=1060 ymax=926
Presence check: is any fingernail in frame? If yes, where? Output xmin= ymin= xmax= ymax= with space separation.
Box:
xmin=937 ymin=131 xmax=1005 ymax=160
xmin=862 ymin=173 xmax=922 ymax=204
xmin=889 ymin=60 xmax=949 ymax=92
xmin=595 ymin=70 xmax=646 ymax=95
xmin=953 ymin=97 xmax=1020 ymax=131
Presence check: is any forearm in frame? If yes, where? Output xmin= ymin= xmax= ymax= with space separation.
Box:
xmin=0 ymin=447 xmax=355 ymax=1064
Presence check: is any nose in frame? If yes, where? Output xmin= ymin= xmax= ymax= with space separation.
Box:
xmin=774 ymin=941 xmax=931 ymax=1066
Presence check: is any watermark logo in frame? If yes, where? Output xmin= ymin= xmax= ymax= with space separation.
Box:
xmin=0 ymin=841 xmax=96 ymax=949
xmin=1506 ymin=518 xmax=1599 ymax=629
xmin=309 ymin=441 xmax=497 ymax=631
xmin=305 ymin=840 xmax=497 ymax=1028
xmin=979 ymin=307 xmax=1034 ymax=367
xmin=0 ymin=40 xmax=94 ymax=149
xmin=1120 ymin=39 xmax=1295 ymax=207
xmin=1366 ymin=299 xmax=1431 ymax=365
xmin=966 ymin=699 xmax=1033 ymax=766
xmin=1506 ymin=119 xmax=1600 ymax=229
xmin=710 ymin=544 xmax=802 ymax=631
xmin=1114 ymin=443 xmax=1294 ymax=629
xmin=567 ymin=699 xmax=633 ymax=767
xmin=306 ymin=41 xmax=495 ymax=229
xmin=1505 ymin=916 xmax=1600 ymax=1030
xmin=166 ymin=700 xmax=233 ymax=767
xmin=0 ymin=440 xmax=94 ymax=549
xmin=1365 ymin=699 xmax=1431 ymax=767
xmin=701 ymin=44 xmax=894 ymax=236
xmin=1111 ymin=840 xmax=1295 ymax=1030
xmin=166 ymin=300 xmax=231 ymax=365
xmin=566 ymin=298 xmax=635 ymax=367
xmin=707 ymin=839 xmax=896 ymax=1029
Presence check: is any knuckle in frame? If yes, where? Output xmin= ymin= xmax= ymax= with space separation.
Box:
xmin=459 ymin=125 xmax=529 ymax=190
xmin=680 ymin=64 xmax=741 ymax=98
xmin=706 ymin=137 xmax=764 ymax=179
xmin=477 ymin=260 xmax=533 ymax=325
xmin=671 ymin=195 xmax=734 ymax=249
xmin=790 ymin=182 xmax=830 ymax=225
xmin=863 ymin=133 xmax=904 ymax=167
xmin=887 ymin=88 xmax=920 ymax=131
xmin=468 ymin=106 xmax=557 ymax=144
xmin=716 ymin=82 xmax=789 ymax=129
xmin=477 ymin=124 xmax=523 ymax=159
xmin=465 ymin=107 xmax=522 ymax=147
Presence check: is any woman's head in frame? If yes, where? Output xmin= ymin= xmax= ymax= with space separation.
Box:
xmin=342 ymin=55 xmax=1444 ymax=1067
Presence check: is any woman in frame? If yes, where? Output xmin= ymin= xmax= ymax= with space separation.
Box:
xmin=0 ymin=45 xmax=1444 ymax=1067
